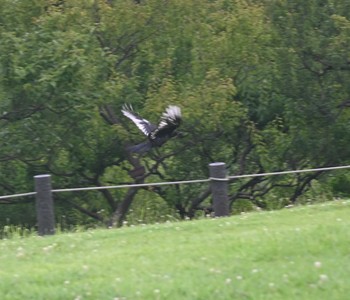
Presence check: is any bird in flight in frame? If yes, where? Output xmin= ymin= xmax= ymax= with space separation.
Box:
xmin=122 ymin=104 xmax=182 ymax=153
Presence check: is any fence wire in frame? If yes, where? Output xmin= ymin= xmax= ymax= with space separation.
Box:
xmin=0 ymin=192 xmax=36 ymax=200
xmin=1 ymin=164 xmax=350 ymax=200
xmin=228 ymin=165 xmax=350 ymax=179
xmin=51 ymin=178 xmax=210 ymax=193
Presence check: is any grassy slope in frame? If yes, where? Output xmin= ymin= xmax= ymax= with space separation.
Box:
xmin=1 ymin=201 xmax=350 ymax=300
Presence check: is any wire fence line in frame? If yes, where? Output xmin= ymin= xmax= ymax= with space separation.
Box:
xmin=1 ymin=164 xmax=350 ymax=201
xmin=228 ymin=164 xmax=350 ymax=179
xmin=51 ymin=178 xmax=210 ymax=193
xmin=0 ymin=192 xmax=36 ymax=200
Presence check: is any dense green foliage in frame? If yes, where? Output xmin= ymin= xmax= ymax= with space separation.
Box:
xmin=1 ymin=201 xmax=350 ymax=299
xmin=1 ymin=0 xmax=350 ymax=228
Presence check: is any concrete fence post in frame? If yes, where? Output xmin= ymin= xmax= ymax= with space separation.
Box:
xmin=34 ymin=174 xmax=55 ymax=235
xmin=209 ymin=162 xmax=230 ymax=217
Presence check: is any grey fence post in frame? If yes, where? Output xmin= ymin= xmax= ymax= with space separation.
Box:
xmin=34 ymin=174 xmax=55 ymax=235
xmin=209 ymin=162 xmax=230 ymax=217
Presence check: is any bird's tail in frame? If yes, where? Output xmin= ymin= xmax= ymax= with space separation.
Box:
xmin=127 ymin=141 xmax=152 ymax=154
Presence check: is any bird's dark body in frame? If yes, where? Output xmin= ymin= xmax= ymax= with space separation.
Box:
xmin=122 ymin=104 xmax=182 ymax=153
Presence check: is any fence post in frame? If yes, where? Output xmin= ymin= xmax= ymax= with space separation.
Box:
xmin=34 ymin=174 xmax=55 ymax=235
xmin=209 ymin=162 xmax=230 ymax=217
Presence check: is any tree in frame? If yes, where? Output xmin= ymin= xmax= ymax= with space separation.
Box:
xmin=1 ymin=0 xmax=349 ymax=230
xmin=262 ymin=0 xmax=350 ymax=201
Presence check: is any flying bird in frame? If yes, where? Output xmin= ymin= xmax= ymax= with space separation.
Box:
xmin=122 ymin=104 xmax=182 ymax=153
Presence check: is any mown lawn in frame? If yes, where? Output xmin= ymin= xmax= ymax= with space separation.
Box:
xmin=1 ymin=200 xmax=350 ymax=300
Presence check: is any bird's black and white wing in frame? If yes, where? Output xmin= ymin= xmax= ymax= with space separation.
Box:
xmin=121 ymin=104 xmax=156 ymax=136
xmin=153 ymin=105 xmax=182 ymax=137
xmin=159 ymin=105 xmax=181 ymax=127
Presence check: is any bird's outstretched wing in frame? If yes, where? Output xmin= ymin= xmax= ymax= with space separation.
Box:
xmin=121 ymin=104 xmax=156 ymax=136
xmin=153 ymin=105 xmax=182 ymax=138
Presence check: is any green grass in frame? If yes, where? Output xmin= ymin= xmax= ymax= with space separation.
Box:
xmin=1 ymin=200 xmax=350 ymax=300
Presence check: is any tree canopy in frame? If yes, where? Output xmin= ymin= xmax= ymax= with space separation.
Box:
xmin=1 ymin=0 xmax=350 ymax=229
